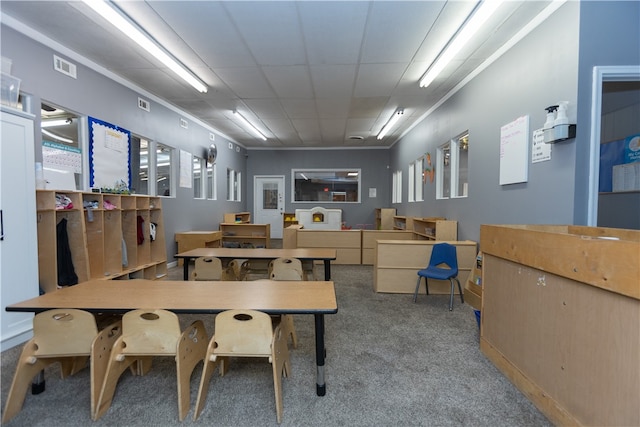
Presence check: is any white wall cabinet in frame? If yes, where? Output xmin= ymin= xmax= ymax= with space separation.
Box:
xmin=1 ymin=106 xmax=39 ymax=351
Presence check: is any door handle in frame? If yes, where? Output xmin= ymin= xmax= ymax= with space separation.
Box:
xmin=0 ymin=209 xmax=4 ymax=241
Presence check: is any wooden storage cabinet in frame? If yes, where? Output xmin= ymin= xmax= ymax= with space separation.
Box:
xmin=373 ymin=239 xmax=477 ymax=293
xmin=296 ymin=230 xmax=361 ymax=264
xmin=361 ymin=230 xmax=414 ymax=264
xmin=412 ymin=217 xmax=457 ymax=240
xmin=220 ymin=223 xmax=270 ymax=248
xmin=479 ymin=224 xmax=640 ymax=426
xmin=375 ymin=208 xmax=396 ymax=230
xmin=36 ymin=190 xmax=167 ymax=289
xmin=223 ymin=212 xmax=250 ymax=223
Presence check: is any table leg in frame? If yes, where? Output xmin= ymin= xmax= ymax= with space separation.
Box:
xmin=182 ymin=258 xmax=191 ymax=280
xmin=323 ymin=260 xmax=331 ymax=281
xmin=314 ymin=314 xmax=326 ymax=396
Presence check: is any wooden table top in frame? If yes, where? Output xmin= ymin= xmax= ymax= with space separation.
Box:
xmin=6 ymin=279 xmax=338 ymax=315
xmin=174 ymin=247 xmax=337 ymax=260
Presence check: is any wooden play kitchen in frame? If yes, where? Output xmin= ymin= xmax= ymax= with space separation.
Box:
xmin=479 ymin=224 xmax=639 ymax=426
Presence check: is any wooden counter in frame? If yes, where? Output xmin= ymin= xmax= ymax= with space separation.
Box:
xmin=373 ymin=240 xmax=477 ymax=293
xmin=361 ymin=230 xmax=415 ymax=264
xmin=479 ymin=224 xmax=639 ymax=426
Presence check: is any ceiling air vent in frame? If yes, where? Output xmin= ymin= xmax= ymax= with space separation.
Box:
xmin=53 ymin=55 xmax=77 ymax=79
xmin=138 ymin=97 xmax=150 ymax=112
xmin=348 ymin=135 xmax=364 ymax=141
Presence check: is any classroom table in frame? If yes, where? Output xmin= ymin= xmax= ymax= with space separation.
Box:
xmin=174 ymin=247 xmax=337 ymax=281
xmin=6 ymin=279 xmax=338 ymax=396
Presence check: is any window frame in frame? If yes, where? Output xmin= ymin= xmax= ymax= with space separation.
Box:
xmin=291 ymin=168 xmax=361 ymax=203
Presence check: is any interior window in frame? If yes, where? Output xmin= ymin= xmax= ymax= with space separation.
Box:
xmin=437 ymin=142 xmax=451 ymax=199
xmin=408 ymin=162 xmax=415 ymax=202
xmin=130 ymin=136 xmax=149 ymax=195
xmin=40 ymin=102 xmax=81 ymax=190
xmin=415 ymin=156 xmax=424 ymax=202
xmin=207 ymin=163 xmax=216 ymax=200
xmin=455 ymin=132 xmax=469 ymax=197
xmin=227 ymin=168 xmax=241 ymax=201
xmin=193 ymin=155 xmax=204 ymax=199
xmin=292 ymin=169 xmax=361 ymax=203
xmin=392 ymin=170 xmax=402 ymax=204
xmin=156 ymin=142 xmax=173 ymax=197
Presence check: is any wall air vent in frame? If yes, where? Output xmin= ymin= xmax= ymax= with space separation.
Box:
xmin=53 ymin=55 xmax=77 ymax=79
xmin=138 ymin=97 xmax=150 ymax=112
xmin=179 ymin=118 xmax=188 ymax=129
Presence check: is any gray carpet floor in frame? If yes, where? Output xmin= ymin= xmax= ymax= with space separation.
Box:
xmin=1 ymin=263 xmax=552 ymax=426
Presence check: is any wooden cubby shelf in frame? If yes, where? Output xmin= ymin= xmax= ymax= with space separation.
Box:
xmin=219 ymin=223 xmax=270 ymax=248
xmin=412 ymin=217 xmax=458 ymax=240
xmin=36 ymin=190 xmax=168 ymax=292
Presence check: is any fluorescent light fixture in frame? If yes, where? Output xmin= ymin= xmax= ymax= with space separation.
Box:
xmin=82 ymin=0 xmax=207 ymax=93
xmin=41 ymin=118 xmax=72 ymax=128
xmin=233 ymin=111 xmax=267 ymax=141
xmin=419 ymin=0 xmax=504 ymax=88
xmin=377 ymin=108 xmax=404 ymax=140
xmin=41 ymin=129 xmax=74 ymax=144
xmin=347 ymin=172 xmax=358 ymax=177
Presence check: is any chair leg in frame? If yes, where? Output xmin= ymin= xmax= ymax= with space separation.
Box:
xmin=456 ymin=278 xmax=464 ymax=304
xmin=94 ymin=337 xmax=137 ymax=421
xmin=193 ymin=340 xmax=222 ymax=420
xmin=2 ymin=340 xmax=54 ymax=424
xmin=176 ymin=320 xmax=208 ymax=421
xmin=90 ymin=321 xmax=122 ymax=419
xmin=413 ymin=277 xmax=421 ymax=302
xmin=448 ymin=279 xmax=455 ymax=311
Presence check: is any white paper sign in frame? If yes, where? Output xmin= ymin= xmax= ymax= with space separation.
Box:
xmin=531 ymin=128 xmax=551 ymax=163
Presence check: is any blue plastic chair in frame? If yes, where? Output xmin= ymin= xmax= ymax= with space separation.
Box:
xmin=413 ymin=243 xmax=464 ymax=310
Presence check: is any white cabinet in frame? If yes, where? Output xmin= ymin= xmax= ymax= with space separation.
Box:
xmin=1 ymin=106 xmax=39 ymax=350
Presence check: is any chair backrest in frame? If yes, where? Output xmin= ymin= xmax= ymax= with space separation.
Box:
xmin=428 ymin=243 xmax=459 ymax=272
xmin=193 ymin=257 xmax=223 ymax=281
xmin=33 ymin=309 xmax=99 ymax=356
xmin=120 ymin=309 xmax=182 ymax=355
xmin=270 ymin=257 xmax=303 ymax=281
xmin=212 ymin=310 xmax=273 ymax=357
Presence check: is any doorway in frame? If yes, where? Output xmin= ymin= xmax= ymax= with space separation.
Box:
xmin=587 ymin=66 xmax=640 ymax=228
xmin=254 ymin=175 xmax=285 ymax=239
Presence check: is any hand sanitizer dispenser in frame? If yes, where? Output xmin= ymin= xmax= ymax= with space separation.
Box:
xmin=553 ymin=102 xmax=569 ymax=140
xmin=543 ymin=105 xmax=557 ymax=144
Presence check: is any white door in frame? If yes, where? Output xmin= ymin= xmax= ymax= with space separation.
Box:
xmin=254 ymin=175 xmax=285 ymax=239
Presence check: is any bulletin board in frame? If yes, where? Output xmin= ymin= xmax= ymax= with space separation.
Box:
xmin=499 ymin=115 xmax=529 ymax=185
xmin=88 ymin=117 xmax=131 ymax=190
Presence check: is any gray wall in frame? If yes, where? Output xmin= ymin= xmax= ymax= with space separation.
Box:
xmin=246 ymin=148 xmax=390 ymax=227
xmin=389 ymin=2 xmax=580 ymax=242
xmin=573 ymin=0 xmax=640 ymax=225
xmin=0 ymin=25 xmax=248 ymax=261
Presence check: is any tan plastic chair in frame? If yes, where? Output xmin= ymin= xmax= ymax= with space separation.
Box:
xmin=192 ymin=256 xmax=223 ymax=280
xmin=269 ymin=257 xmax=303 ymax=278
xmin=2 ymin=309 xmax=122 ymax=423
xmin=240 ymin=259 xmax=271 ymax=280
xmin=94 ymin=309 xmax=208 ymax=421
xmin=193 ymin=309 xmax=290 ymax=423
xmin=223 ymin=259 xmax=243 ymax=280
xmin=268 ymin=261 xmax=302 ymax=349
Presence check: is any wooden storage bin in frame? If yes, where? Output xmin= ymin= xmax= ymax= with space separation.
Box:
xmin=373 ymin=239 xmax=477 ymax=293
xmin=361 ymin=230 xmax=414 ymax=264
xmin=479 ymin=224 xmax=639 ymax=427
